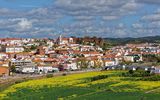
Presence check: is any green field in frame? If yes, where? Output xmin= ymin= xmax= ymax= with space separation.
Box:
xmin=0 ymin=71 xmax=160 ymax=100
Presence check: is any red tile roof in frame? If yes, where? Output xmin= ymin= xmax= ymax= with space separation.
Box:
xmin=0 ymin=67 xmax=9 ymax=75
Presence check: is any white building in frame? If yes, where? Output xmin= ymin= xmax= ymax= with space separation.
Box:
xmin=0 ymin=53 xmax=8 ymax=59
xmin=0 ymin=38 xmax=22 ymax=46
xmin=124 ymin=54 xmax=143 ymax=62
xmin=82 ymin=51 xmax=103 ymax=57
xmin=10 ymin=60 xmax=35 ymax=73
xmin=66 ymin=62 xmax=78 ymax=70
xmin=57 ymin=35 xmax=74 ymax=45
xmin=21 ymin=67 xmax=35 ymax=73
xmin=104 ymin=60 xmax=117 ymax=66
xmin=3 ymin=46 xmax=24 ymax=53
xmin=37 ymin=66 xmax=59 ymax=74
xmin=47 ymin=41 xmax=54 ymax=48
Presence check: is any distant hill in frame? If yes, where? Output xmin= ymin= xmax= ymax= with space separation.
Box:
xmin=104 ymin=36 xmax=160 ymax=45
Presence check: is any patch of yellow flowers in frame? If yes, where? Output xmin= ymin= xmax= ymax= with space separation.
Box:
xmin=0 ymin=71 xmax=160 ymax=99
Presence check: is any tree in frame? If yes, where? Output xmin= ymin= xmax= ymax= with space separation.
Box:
xmin=77 ymin=58 xmax=89 ymax=69
xmin=23 ymin=47 xmax=31 ymax=52
xmin=9 ymin=65 xmax=16 ymax=75
xmin=30 ymin=45 xmax=37 ymax=50
xmin=94 ymin=60 xmax=102 ymax=68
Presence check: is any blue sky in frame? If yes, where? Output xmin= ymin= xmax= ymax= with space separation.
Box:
xmin=0 ymin=0 xmax=53 ymax=9
xmin=0 ymin=0 xmax=160 ymax=38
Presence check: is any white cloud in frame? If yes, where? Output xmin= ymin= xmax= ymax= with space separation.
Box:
xmin=142 ymin=14 xmax=160 ymax=21
xmin=17 ymin=18 xmax=32 ymax=30
xmin=0 ymin=8 xmax=9 ymax=13
xmin=54 ymin=0 xmax=142 ymax=21
xmin=0 ymin=0 xmax=159 ymax=38
xmin=102 ymin=16 xmax=119 ymax=20
xmin=136 ymin=0 xmax=160 ymax=5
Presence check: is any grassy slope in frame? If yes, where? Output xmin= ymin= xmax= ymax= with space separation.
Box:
xmin=0 ymin=71 xmax=160 ymax=100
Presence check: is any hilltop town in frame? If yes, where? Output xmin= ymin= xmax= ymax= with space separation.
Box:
xmin=0 ymin=36 xmax=160 ymax=77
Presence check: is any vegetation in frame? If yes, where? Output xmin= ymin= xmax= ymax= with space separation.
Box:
xmin=140 ymin=75 xmax=160 ymax=81
xmin=46 ymin=74 xmax=54 ymax=78
xmin=30 ymin=45 xmax=37 ymax=50
xmin=0 ymin=71 xmax=160 ymax=100
xmin=23 ymin=45 xmax=38 ymax=52
xmin=143 ymin=54 xmax=160 ymax=63
xmin=122 ymin=70 xmax=152 ymax=77
xmin=76 ymin=36 xmax=104 ymax=47
xmin=122 ymin=70 xmax=160 ymax=81
xmin=120 ymin=61 xmax=132 ymax=65
xmin=104 ymin=36 xmax=160 ymax=46
xmin=89 ymin=75 xmax=108 ymax=82
xmin=9 ymin=65 xmax=16 ymax=73
xmin=23 ymin=46 xmax=31 ymax=52
xmin=77 ymin=58 xmax=90 ymax=69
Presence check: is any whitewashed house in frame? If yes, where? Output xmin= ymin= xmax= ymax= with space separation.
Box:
xmin=0 ymin=53 xmax=8 ymax=59
xmin=2 ymin=46 xmax=24 ymax=53
xmin=66 ymin=62 xmax=78 ymax=70
xmin=37 ymin=66 xmax=59 ymax=74
xmin=21 ymin=67 xmax=35 ymax=73
xmin=104 ymin=60 xmax=116 ymax=66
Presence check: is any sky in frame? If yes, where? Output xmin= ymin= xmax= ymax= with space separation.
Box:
xmin=0 ymin=0 xmax=160 ymax=38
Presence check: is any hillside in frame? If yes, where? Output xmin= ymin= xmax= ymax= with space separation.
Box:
xmin=1 ymin=71 xmax=160 ymax=100
xmin=104 ymin=36 xmax=160 ymax=46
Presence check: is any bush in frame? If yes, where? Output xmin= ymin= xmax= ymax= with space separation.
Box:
xmin=15 ymin=80 xmax=24 ymax=84
xmin=140 ymin=75 xmax=160 ymax=81
xmin=90 ymin=75 xmax=108 ymax=81
xmin=46 ymin=74 xmax=53 ymax=78
xmin=62 ymin=73 xmax=67 ymax=76
xmin=122 ymin=70 xmax=152 ymax=77
xmin=129 ymin=70 xmax=134 ymax=74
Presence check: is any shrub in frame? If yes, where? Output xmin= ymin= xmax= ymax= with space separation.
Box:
xmin=46 ymin=74 xmax=53 ymax=78
xmin=140 ymin=75 xmax=160 ymax=81
xmin=122 ymin=70 xmax=152 ymax=77
xmin=90 ymin=75 xmax=108 ymax=81
xmin=15 ymin=80 xmax=23 ymax=84
xmin=129 ymin=70 xmax=134 ymax=74
xmin=62 ymin=73 xmax=67 ymax=76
